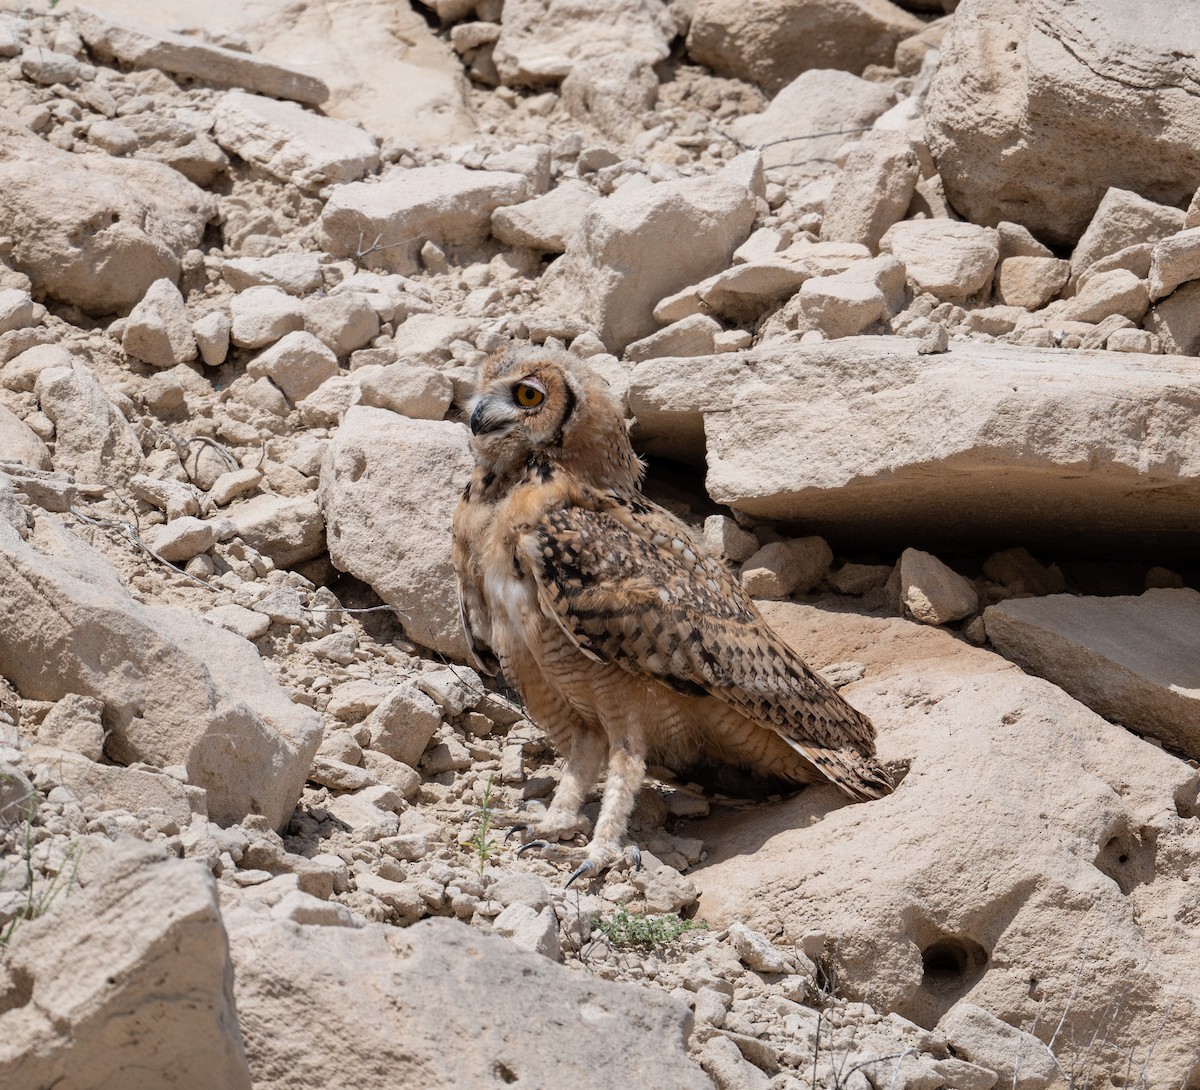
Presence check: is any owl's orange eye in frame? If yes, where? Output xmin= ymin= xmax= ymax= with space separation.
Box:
xmin=513 ymin=381 xmax=545 ymax=408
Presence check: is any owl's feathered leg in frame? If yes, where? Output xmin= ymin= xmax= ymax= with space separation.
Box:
xmin=533 ymin=726 xmax=607 ymax=841
xmin=566 ymin=729 xmax=647 ymax=886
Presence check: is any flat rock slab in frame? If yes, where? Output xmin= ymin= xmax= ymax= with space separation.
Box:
xmin=984 ymin=588 xmax=1200 ymax=757
xmin=228 ymin=913 xmax=711 ymax=1090
xmin=630 ymin=337 xmax=1200 ymax=555
xmin=74 ymin=5 xmax=328 ymax=104
xmin=686 ymin=599 xmax=1200 ymax=1088
xmin=0 ymin=842 xmax=251 ymax=1090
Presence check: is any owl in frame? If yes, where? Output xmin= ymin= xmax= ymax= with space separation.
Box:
xmin=452 ymin=346 xmax=893 ymax=884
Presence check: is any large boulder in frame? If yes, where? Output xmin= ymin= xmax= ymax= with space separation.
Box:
xmin=539 ymin=153 xmax=761 ymax=353
xmin=687 ymin=0 xmax=924 ymax=93
xmin=0 ymin=515 xmax=322 ymax=829
xmin=984 ymin=589 xmax=1200 ymax=758
xmin=925 ymin=0 xmax=1200 ymax=246
xmin=227 ymin=912 xmax=711 ymax=1090
xmin=0 ymin=111 xmax=214 ymax=315
xmin=0 ymin=841 xmax=251 ymax=1090
xmin=629 ymin=338 xmax=1200 ymax=555
xmin=320 ymin=406 xmax=472 ymax=661
xmin=690 ymin=600 xmax=1200 ymax=1089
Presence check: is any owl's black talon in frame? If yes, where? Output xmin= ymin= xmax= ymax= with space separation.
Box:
xmin=516 ymin=839 xmax=548 ymax=857
xmin=506 ymin=824 xmax=528 ymax=841
xmin=566 ymin=860 xmax=598 ymax=888
xmin=630 ymin=846 xmax=642 ymax=872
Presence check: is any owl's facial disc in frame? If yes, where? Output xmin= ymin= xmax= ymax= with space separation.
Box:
xmin=469 ymin=374 xmax=554 ymax=439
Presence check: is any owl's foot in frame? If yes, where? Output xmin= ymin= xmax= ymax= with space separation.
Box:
xmin=566 ymin=842 xmax=642 ymax=889
xmin=508 ymin=809 xmax=592 ymax=845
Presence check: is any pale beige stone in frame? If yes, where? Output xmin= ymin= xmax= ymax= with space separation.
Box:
xmin=122 ymin=278 xmax=197 ymax=368
xmin=994 ymin=256 xmax=1069 ymax=311
xmin=820 ymin=130 xmax=920 ymax=251
xmin=899 ymin=548 xmax=978 ymax=625
xmin=626 ymin=314 xmax=722 ymax=362
xmin=1148 ymin=226 xmax=1200 ymax=300
xmin=881 ymin=220 xmax=999 ymax=299
xmin=491 ymin=180 xmax=599 ymax=253
xmin=984 ymin=589 xmax=1200 ymax=757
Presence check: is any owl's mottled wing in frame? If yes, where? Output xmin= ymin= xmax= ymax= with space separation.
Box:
xmin=520 ymin=496 xmax=892 ymax=800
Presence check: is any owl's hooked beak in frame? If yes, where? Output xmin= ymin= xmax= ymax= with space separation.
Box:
xmin=469 ymin=396 xmax=511 ymax=436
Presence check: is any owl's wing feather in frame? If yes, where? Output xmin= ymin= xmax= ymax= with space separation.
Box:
xmin=521 ymin=496 xmax=892 ymax=800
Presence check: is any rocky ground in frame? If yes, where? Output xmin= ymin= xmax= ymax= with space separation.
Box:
xmin=0 ymin=0 xmax=1198 ymax=1087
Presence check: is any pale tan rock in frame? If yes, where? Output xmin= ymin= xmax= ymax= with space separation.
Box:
xmin=1070 ymin=187 xmax=1186 ymax=281
xmin=1074 ymin=241 xmax=1154 ymax=295
xmin=729 ymin=69 xmax=895 ymax=173
xmin=1148 ymin=226 xmax=1200 ymax=300
xmin=228 ymin=914 xmax=709 ymax=1090
xmin=881 ymin=220 xmax=999 ymax=298
xmin=491 ymin=180 xmax=599 ymax=252
xmin=244 ymin=331 xmax=338 ymax=402
xmin=145 ymin=516 xmax=217 ymax=563
xmin=321 ymin=407 xmax=472 ymax=660
xmin=994 ymin=256 xmax=1069 ymax=311
xmin=981 ymin=547 xmax=1064 ymax=597
xmin=0 ymin=402 xmax=51 ymax=470
xmin=304 ymin=293 xmax=380 ymax=358
xmin=1054 ymin=268 xmax=1149 ymax=324
xmin=225 ymin=493 xmax=325 ymax=567
xmin=35 ymin=364 xmax=145 ymax=486
xmin=926 ymin=2 xmax=1200 ymax=246
xmin=539 ymin=154 xmax=761 ymax=353
xmin=702 ymin=514 xmax=759 ymax=563
xmin=75 ymin=5 xmax=327 ymax=103
xmin=209 ymin=467 xmax=263 ymax=507
xmin=318 ymin=165 xmax=529 ymax=276
xmin=36 ymin=692 xmax=105 ymax=761
xmin=1106 ymin=327 xmax=1161 ymax=353
xmin=358 ymin=364 xmax=453 ymax=420
xmin=690 ymin=601 xmax=1200 ymax=1087
xmin=1 ymin=343 xmax=74 ymax=393
xmin=626 ymin=314 xmax=722 ymax=362
xmin=0 ymin=515 xmax=320 ymax=827
xmin=0 ymin=288 xmax=38 ymax=334
xmin=193 ymin=310 xmax=231 ymax=367
xmin=230 ymin=287 xmax=305 ymax=350
xmin=492 ymin=0 xmax=673 ymax=86
xmin=984 ymin=589 xmax=1200 ymax=757
xmin=222 ymin=254 xmax=323 ymax=296
xmin=0 ymin=110 xmax=213 ymax=315
xmin=561 ymin=54 xmax=658 ymax=140
xmin=940 ymin=1004 xmax=1057 ymax=1090
xmin=122 ymin=278 xmax=197 ymax=367
xmin=899 ymin=548 xmax=977 ymax=625
xmin=798 ymin=277 xmax=887 ymax=339
xmin=1144 ymin=280 xmax=1200 ymax=355
xmin=820 ymin=130 xmax=920 ymax=251
xmin=632 ymin=338 xmax=1200 ymax=552
xmin=687 ymin=0 xmax=923 ymax=93
xmin=0 ymin=842 xmax=251 ymax=1090
xmin=212 ymin=91 xmax=378 ymax=193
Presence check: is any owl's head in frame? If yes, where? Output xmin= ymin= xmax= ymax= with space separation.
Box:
xmin=466 ymin=345 xmax=643 ymax=492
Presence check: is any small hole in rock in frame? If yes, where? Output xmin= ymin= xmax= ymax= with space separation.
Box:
xmin=494 ymin=1062 xmax=518 ymax=1085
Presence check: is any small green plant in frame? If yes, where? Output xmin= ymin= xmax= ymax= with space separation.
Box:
xmin=467 ymin=773 xmax=497 ymax=876
xmin=596 ymin=906 xmax=704 ymax=951
xmin=0 ymin=781 xmax=82 ymax=946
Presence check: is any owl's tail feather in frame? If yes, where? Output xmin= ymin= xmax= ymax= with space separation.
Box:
xmin=779 ymin=736 xmax=896 ymax=802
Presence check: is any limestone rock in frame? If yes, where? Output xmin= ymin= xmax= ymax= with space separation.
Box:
xmin=247 ymin=331 xmax=339 ymax=402
xmin=304 ymin=294 xmax=380 ymax=358
xmin=687 ymin=0 xmax=923 ymax=93
xmin=880 ymin=220 xmax=999 ymax=298
xmin=1144 ymin=280 xmax=1200 ymax=355
xmin=491 ymin=179 xmax=599 ymax=252
xmin=0 ymin=515 xmax=321 ymax=828
xmin=225 ymin=493 xmax=325 ymax=568
xmin=702 ymin=515 xmax=759 ymax=563
xmin=122 ymin=278 xmax=198 ymax=368
xmin=321 ymin=407 xmax=472 ymax=660
xmin=212 ymin=91 xmax=379 ymax=192
xmin=626 ymin=315 xmax=722 ymax=363
xmin=820 ymin=130 xmax=920 ymax=251
xmin=0 ymin=110 xmax=213 ymax=315
xmin=539 ymin=153 xmax=761 ymax=353
xmin=634 ymin=338 xmax=1200 ymax=554
xmin=222 ymin=253 xmax=324 ymax=296
xmin=925 ymin=0 xmax=1200 ymax=246
xmin=939 ymin=1003 xmax=1057 ymax=1090
xmin=1070 ymin=187 xmax=1186 ymax=281
xmin=729 ymin=69 xmax=895 ymax=174
xmin=35 ymin=363 xmax=145 ymax=487
xmin=899 ymin=548 xmax=978 ymax=625
xmin=228 ymin=914 xmax=710 ymax=1090
xmin=74 ymin=5 xmax=327 ymax=104
xmin=984 ymin=589 xmax=1200 ymax=758
xmin=193 ymin=311 xmax=231 ymax=367
xmin=365 ymin=682 xmax=443 ymax=768
xmin=318 ymin=165 xmax=529 ymax=275
xmin=0 ymin=842 xmax=251 ymax=1090
xmin=357 ymin=364 xmax=453 ymax=420
xmin=994 ymin=256 xmax=1069 ymax=311
xmin=0 ymin=402 xmax=51 ymax=470
xmin=691 ymin=601 xmax=1200 ymax=1088
xmin=230 ymin=287 xmax=306 ymax=350
xmin=1148 ymin=226 xmax=1200 ymax=300
xmin=493 ymin=0 xmax=674 ymax=87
